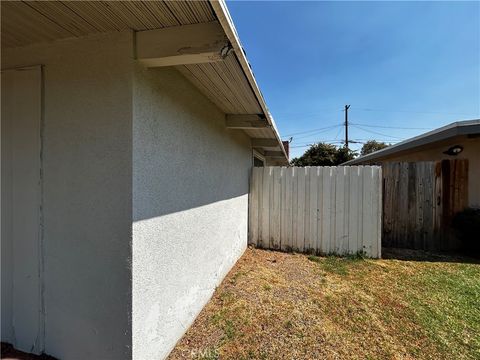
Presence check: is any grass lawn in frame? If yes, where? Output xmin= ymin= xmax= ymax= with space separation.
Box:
xmin=168 ymin=247 xmax=480 ymax=360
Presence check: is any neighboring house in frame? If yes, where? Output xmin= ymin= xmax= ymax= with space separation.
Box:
xmin=1 ymin=1 xmax=288 ymax=359
xmin=344 ymin=120 xmax=480 ymax=208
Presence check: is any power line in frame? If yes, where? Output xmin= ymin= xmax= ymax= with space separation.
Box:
xmin=350 ymin=122 xmax=431 ymax=130
xmin=281 ymin=109 xmax=455 ymax=139
xmin=290 ymin=137 xmax=402 ymax=150
xmin=351 ymin=125 xmax=403 ymax=139
xmin=291 ymin=141 xmax=345 ymax=146
xmin=290 ymin=143 xmax=345 ymax=149
xmin=352 ymin=138 xmax=401 ymax=142
xmin=354 ymin=107 xmax=474 ymax=116
xmin=277 ymin=107 xmax=475 ymax=122
xmin=282 ymin=124 xmax=342 ymax=137
xmin=351 ymin=139 xmax=401 ymax=145
xmin=333 ymin=126 xmax=343 ymax=141
xmin=291 ymin=127 xmax=343 ymax=141
xmin=274 ymin=108 xmax=344 ymax=118
xmin=290 ymin=144 xmax=313 ymax=148
xmin=290 ymin=139 xmax=348 ymax=147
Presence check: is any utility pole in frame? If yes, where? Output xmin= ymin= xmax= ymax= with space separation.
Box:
xmin=344 ymin=104 xmax=350 ymax=150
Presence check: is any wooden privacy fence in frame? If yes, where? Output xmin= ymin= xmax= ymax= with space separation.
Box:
xmin=382 ymin=160 xmax=468 ymax=250
xmin=249 ymin=166 xmax=382 ymax=258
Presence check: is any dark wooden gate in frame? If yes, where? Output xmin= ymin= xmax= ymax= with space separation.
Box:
xmin=382 ymin=160 xmax=468 ymax=250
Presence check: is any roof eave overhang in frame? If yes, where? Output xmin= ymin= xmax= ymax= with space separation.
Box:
xmin=1 ymin=1 xmax=289 ymax=164
xmin=209 ymin=0 xmax=288 ymax=164
xmin=343 ymin=119 xmax=480 ymax=165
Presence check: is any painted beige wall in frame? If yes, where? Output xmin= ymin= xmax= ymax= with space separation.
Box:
xmin=132 ymin=65 xmax=251 ymax=359
xmin=367 ymin=137 xmax=480 ymax=208
xmin=2 ymin=32 xmax=134 ymax=359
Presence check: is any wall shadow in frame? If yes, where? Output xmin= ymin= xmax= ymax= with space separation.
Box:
xmin=382 ymin=247 xmax=480 ymax=264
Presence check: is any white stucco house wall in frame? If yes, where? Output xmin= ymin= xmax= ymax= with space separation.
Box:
xmin=0 ymin=1 xmax=288 ymax=359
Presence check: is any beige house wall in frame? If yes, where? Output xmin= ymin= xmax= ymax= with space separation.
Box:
xmin=363 ymin=137 xmax=480 ymax=208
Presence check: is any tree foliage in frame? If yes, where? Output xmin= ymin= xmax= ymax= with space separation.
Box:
xmin=290 ymin=143 xmax=357 ymax=166
xmin=360 ymin=140 xmax=389 ymax=156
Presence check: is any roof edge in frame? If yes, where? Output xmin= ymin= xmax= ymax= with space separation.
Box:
xmin=209 ymin=0 xmax=288 ymax=162
xmin=343 ymin=119 xmax=480 ymax=165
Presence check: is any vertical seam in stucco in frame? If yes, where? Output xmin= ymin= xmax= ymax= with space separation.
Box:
xmin=37 ymin=65 xmax=46 ymax=353
xmin=132 ymin=30 xmax=138 ymax=60
xmin=129 ymin=45 xmax=135 ymax=356
xmin=9 ymin=70 xmax=18 ymax=346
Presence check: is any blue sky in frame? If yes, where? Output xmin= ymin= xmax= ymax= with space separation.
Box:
xmin=227 ymin=1 xmax=480 ymax=158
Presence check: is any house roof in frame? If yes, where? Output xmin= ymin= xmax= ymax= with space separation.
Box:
xmin=343 ymin=119 xmax=480 ymax=165
xmin=1 ymin=0 xmax=288 ymax=163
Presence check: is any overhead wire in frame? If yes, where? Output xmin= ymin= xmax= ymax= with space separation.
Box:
xmin=290 ymin=126 xmax=344 ymax=141
xmin=283 ymin=120 xmax=429 ymax=141
xmin=349 ymin=122 xmax=431 ymax=130
xmin=282 ymin=124 xmax=342 ymax=137
xmin=350 ymin=125 xmax=404 ymax=139
xmin=274 ymin=108 xmax=344 ymax=119
xmin=290 ymin=139 xmax=346 ymax=148
xmin=354 ymin=107 xmax=475 ymax=116
xmin=333 ymin=126 xmax=343 ymax=143
xmin=284 ymin=105 xmax=456 ymax=153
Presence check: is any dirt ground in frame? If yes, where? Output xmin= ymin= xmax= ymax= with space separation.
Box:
xmin=169 ymin=247 xmax=480 ymax=360
xmin=2 ymin=248 xmax=478 ymax=360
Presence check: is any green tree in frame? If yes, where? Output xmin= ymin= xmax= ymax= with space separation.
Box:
xmin=336 ymin=146 xmax=357 ymax=164
xmin=290 ymin=143 xmax=357 ymax=166
xmin=360 ymin=140 xmax=389 ymax=156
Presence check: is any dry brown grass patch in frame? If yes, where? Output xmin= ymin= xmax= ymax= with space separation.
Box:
xmin=169 ymin=247 xmax=479 ymax=360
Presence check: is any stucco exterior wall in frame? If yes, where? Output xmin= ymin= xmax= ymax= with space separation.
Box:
xmin=2 ymin=31 xmax=253 ymax=360
xmin=2 ymin=32 xmax=133 ymax=359
xmin=367 ymin=137 xmax=480 ymax=208
xmin=132 ymin=66 xmax=251 ymax=359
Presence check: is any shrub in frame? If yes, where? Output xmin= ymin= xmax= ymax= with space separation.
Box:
xmin=452 ymin=208 xmax=480 ymax=254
